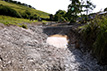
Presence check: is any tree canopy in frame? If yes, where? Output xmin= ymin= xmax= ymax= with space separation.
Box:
xmin=66 ymin=0 xmax=95 ymax=22
xmin=104 ymin=7 xmax=107 ymax=11
xmin=54 ymin=10 xmax=67 ymax=22
xmin=66 ymin=0 xmax=82 ymax=22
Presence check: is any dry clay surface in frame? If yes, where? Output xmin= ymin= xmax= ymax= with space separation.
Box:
xmin=0 ymin=24 xmax=106 ymax=71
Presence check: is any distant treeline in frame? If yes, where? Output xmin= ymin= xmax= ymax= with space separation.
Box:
xmin=2 ymin=0 xmax=35 ymax=9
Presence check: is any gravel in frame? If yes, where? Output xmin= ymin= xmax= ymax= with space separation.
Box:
xmin=0 ymin=24 xmax=106 ymax=71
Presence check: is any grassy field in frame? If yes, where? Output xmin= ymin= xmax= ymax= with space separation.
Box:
xmin=0 ymin=15 xmax=50 ymax=29
xmin=0 ymin=15 xmax=37 ymax=25
xmin=0 ymin=15 xmax=49 ymax=25
xmin=0 ymin=0 xmax=50 ymax=18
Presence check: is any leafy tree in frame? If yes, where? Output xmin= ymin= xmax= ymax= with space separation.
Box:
xmin=49 ymin=14 xmax=54 ymax=21
xmin=104 ymin=7 xmax=107 ymax=11
xmin=82 ymin=0 xmax=96 ymax=15
xmin=54 ymin=10 xmax=66 ymax=22
xmin=66 ymin=0 xmax=95 ymax=22
xmin=66 ymin=0 xmax=82 ymax=22
xmin=17 ymin=2 xmax=21 ymax=5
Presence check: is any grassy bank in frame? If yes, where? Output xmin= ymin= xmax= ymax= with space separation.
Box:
xmin=80 ymin=15 xmax=107 ymax=65
xmin=0 ymin=15 xmax=37 ymax=25
xmin=0 ymin=0 xmax=49 ymax=18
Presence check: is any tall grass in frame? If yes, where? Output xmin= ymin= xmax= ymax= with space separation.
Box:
xmin=0 ymin=15 xmax=37 ymax=26
xmin=81 ymin=15 xmax=107 ymax=65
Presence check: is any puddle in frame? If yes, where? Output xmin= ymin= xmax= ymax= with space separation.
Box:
xmin=46 ymin=34 xmax=68 ymax=48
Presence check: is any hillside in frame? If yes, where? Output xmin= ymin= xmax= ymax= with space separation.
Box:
xmin=0 ymin=0 xmax=50 ymax=18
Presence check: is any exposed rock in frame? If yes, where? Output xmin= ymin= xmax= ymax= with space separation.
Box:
xmin=0 ymin=24 xmax=106 ymax=71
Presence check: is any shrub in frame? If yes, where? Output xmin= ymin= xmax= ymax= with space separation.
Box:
xmin=19 ymin=24 xmax=28 ymax=29
xmin=81 ymin=15 xmax=107 ymax=65
xmin=42 ymin=22 xmax=46 ymax=25
xmin=93 ymin=28 xmax=107 ymax=65
xmin=0 ymin=4 xmax=20 ymax=17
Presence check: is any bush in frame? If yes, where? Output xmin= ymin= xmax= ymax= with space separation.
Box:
xmin=81 ymin=15 xmax=107 ymax=65
xmin=93 ymin=29 xmax=107 ymax=65
xmin=19 ymin=24 xmax=28 ymax=29
xmin=0 ymin=4 xmax=20 ymax=17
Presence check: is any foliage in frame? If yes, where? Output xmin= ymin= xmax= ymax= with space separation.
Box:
xmin=66 ymin=0 xmax=82 ymax=22
xmin=54 ymin=10 xmax=67 ymax=22
xmin=81 ymin=15 xmax=107 ymax=65
xmin=0 ymin=0 xmax=49 ymax=19
xmin=104 ymin=7 xmax=107 ymax=11
xmin=19 ymin=24 xmax=28 ymax=29
xmin=0 ymin=4 xmax=20 ymax=17
xmin=67 ymin=0 xmax=95 ymax=22
xmin=0 ymin=15 xmax=37 ymax=26
xmin=3 ymin=0 xmax=35 ymax=9
xmin=49 ymin=14 xmax=54 ymax=21
xmin=81 ymin=0 xmax=96 ymax=15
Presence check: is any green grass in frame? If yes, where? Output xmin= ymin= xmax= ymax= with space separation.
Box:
xmin=81 ymin=15 xmax=107 ymax=65
xmin=0 ymin=15 xmax=49 ymax=25
xmin=0 ymin=0 xmax=50 ymax=18
xmin=0 ymin=15 xmax=37 ymax=25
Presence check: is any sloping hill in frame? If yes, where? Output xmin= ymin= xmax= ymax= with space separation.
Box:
xmin=0 ymin=0 xmax=49 ymax=18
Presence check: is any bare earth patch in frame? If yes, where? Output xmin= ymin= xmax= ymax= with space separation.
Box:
xmin=46 ymin=34 xmax=68 ymax=48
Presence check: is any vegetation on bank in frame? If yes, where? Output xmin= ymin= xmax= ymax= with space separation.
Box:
xmin=0 ymin=0 xmax=49 ymax=19
xmin=0 ymin=15 xmax=48 ymax=25
xmin=80 ymin=15 xmax=107 ymax=65
xmin=0 ymin=15 xmax=37 ymax=25
xmin=2 ymin=0 xmax=35 ymax=9
xmin=0 ymin=15 xmax=49 ymax=29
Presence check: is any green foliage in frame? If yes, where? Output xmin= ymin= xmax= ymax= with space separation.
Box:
xmin=21 ymin=10 xmax=31 ymax=19
xmin=81 ymin=16 xmax=107 ymax=65
xmin=0 ymin=15 xmax=37 ymax=26
xmin=66 ymin=0 xmax=82 ymax=22
xmin=19 ymin=24 xmax=28 ymax=29
xmin=93 ymin=29 xmax=107 ymax=65
xmin=0 ymin=0 xmax=49 ymax=19
xmin=79 ymin=14 xmax=90 ymax=23
xmin=49 ymin=14 xmax=54 ymax=21
xmin=42 ymin=22 xmax=46 ymax=25
xmin=104 ymin=7 xmax=107 ymax=11
xmin=0 ymin=4 xmax=20 ymax=17
xmin=54 ymin=10 xmax=67 ymax=22
xmin=82 ymin=0 xmax=96 ymax=15
xmin=67 ymin=0 xmax=95 ymax=22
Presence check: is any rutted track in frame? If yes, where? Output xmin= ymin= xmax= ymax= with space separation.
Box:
xmin=0 ymin=24 xmax=106 ymax=71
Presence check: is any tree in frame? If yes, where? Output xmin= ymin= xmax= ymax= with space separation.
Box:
xmin=54 ymin=10 xmax=66 ymax=22
xmin=66 ymin=0 xmax=82 ymax=22
xmin=82 ymin=0 xmax=96 ymax=15
xmin=104 ymin=7 xmax=107 ymax=11
xmin=66 ymin=0 xmax=95 ymax=22
xmin=49 ymin=14 xmax=54 ymax=21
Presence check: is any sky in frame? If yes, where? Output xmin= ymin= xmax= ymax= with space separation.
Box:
xmin=13 ymin=0 xmax=107 ymax=14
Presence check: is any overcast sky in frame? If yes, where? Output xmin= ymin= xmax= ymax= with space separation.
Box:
xmin=13 ymin=0 xmax=107 ymax=14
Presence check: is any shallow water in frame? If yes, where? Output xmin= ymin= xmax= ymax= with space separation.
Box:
xmin=46 ymin=34 xmax=68 ymax=48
